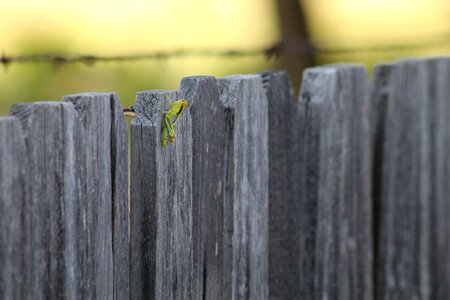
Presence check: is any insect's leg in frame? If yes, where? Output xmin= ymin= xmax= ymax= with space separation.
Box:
xmin=169 ymin=124 xmax=177 ymax=142
xmin=172 ymin=102 xmax=187 ymax=125
xmin=164 ymin=116 xmax=173 ymax=131
xmin=168 ymin=128 xmax=176 ymax=141
xmin=166 ymin=95 xmax=174 ymax=106
xmin=161 ymin=126 xmax=169 ymax=146
xmin=172 ymin=107 xmax=185 ymax=125
xmin=162 ymin=96 xmax=174 ymax=114
xmin=173 ymin=114 xmax=184 ymax=125
xmin=165 ymin=116 xmax=176 ymax=140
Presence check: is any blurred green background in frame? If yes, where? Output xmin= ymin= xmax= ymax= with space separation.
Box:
xmin=0 ymin=0 xmax=449 ymax=115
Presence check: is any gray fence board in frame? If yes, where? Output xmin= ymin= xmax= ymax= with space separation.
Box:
xmin=426 ymin=57 xmax=450 ymax=300
xmin=298 ymin=72 xmax=322 ymax=299
xmin=180 ymin=76 xmax=229 ymax=299
xmin=372 ymin=59 xmax=431 ymax=300
xmin=218 ymin=75 xmax=269 ymax=300
xmin=0 ymin=117 xmax=30 ymax=300
xmin=259 ymin=70 xmax=301 ymax=299
xmin=129 ymin=92 xmax=158 ymax=299
xmin=10 ymin=102 xmax=80 ymax=299
xmin=299 ymin=65 xmax=373 ymax=300
xmin=110 ymin=94 xmax=130 ymax=300
xmin=130 ymin=90 xmax=194 ymax=300
xmin=63 ymin=93 xmax=120 ymax=299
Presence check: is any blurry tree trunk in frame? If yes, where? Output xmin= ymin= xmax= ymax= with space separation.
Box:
xmin=272 ymin=0 xmax=315 ymax=91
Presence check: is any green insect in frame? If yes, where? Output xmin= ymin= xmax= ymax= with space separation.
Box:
xmin=122 ymin=97 xmax=188 ymax=147
xmin=161 ymin=96 xmax=188 ymax=147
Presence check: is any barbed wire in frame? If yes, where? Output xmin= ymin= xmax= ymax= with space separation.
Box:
xmin=1 ymin=34 xmax=449 ymax=67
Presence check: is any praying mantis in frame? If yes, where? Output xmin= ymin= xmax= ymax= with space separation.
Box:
xmin=123 ymin=96 xmax=188 ymax=147
xmin=161 ymin=96 xmax=188 ymax=146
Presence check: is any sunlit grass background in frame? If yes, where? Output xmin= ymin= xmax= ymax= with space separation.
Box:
xmin=0 ymin=0 xmax=448 ymax=115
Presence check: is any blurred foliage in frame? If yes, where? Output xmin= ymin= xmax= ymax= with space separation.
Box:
xmin=0 ymin=0 xmax=448 ymax=115
xmin=0 ymin=55 xmax=277 ymax=115
xmin=0 ymin=0 xmax=280 ymax=115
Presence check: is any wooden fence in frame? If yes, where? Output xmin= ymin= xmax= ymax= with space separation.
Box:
xmin=0 ymin=56 xmax=449 ymax=299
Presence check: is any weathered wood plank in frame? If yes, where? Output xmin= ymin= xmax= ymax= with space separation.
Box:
xmin=0 ymin=117 xmax=30 ymax=300
xmin=298 ymin=71 xmax=322 ymax=299
xmin=10 ymin=102 xmax=81 ymax=299
xmin=129 ymin=91 xmax=159 ymax=300
xmin=218 ymin=75 xmax=269 ymax=300
xmin=372 ymin=59 xmax=430 ymax=300
xmin=259 ymin=70 xmax=301 ymax=299
xmin=130 ymin=90 xmax=193 ymax=300
xmin=426 ymin=57 xmax=450 ymax=300
xmin=110 ymin=94 xmax=130 ymax=300
xmin=299 ymin=65 xmax=373 ymax=300
xmin=179 ymin=76 xmax=229 ymax=299
xmin=63 ymin=93 xmax=117 ymax=299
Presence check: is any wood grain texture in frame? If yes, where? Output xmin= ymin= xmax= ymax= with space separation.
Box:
xmin=372 ymin=59 xmax=431 ymax=300
xmin=63 ymin=93 xmax=120 ymax=299
xmin=298 ymin=70 xmax=322 ymax=300
xmin=130 ymin=90 xmax=193 ymax=300
xmin=180 ymin=76 xmax=230 ymax=299
xmin=10 ymin=102 xmax=81 ymax=299
xmin=426 ymin=57 xmax=450 ymax=300
xmin=299 ymin=65 xmax=373 ymax=300
xmin=258 ymin=70 xmax=301 ymax=299
xmin=110 ymin=94 xmax=130 ymax=300
xmin=0 ymin=117 xmax=30 ymax=300
xmin=218 ymin=75 xmax=269 ymax=300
